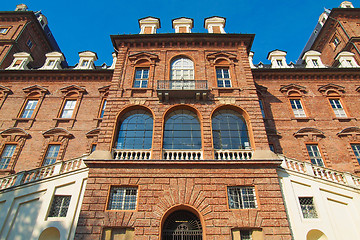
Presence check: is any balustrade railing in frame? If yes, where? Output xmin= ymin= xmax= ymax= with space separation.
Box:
xmin=280 ymin=155 xmax=360 ymax=189
xmin=157 ymin=80 xmax=208 ymax=90
xmin=113 ymin=149 xmax=151 ymax=160
xmin=0 ymin=156 xmax=86 ymax=191
xmin=214 ymin=150 xmax=253 ymax=160
xmin=163 ymin=150 xmax=202 ymax=160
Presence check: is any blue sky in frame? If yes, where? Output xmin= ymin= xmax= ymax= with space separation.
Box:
xmin=4 ymin=1 xmax=352 ymax=66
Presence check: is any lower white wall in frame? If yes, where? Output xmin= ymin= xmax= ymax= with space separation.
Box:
xmin=278 ymin=168 xmax=360 ymax=240
xmin=0 ymin=169 xmax=88 ymax=240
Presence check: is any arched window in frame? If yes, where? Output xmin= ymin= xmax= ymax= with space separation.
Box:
xmin=171 ymin=57 xmax=194 ymax=80
xmin=163 ymin=110 xmax=201 ymax=149
xmin=115 ymin=110 xmax=153 ymax=149
xmin=162 ymin=210 xmax=202 ymax=239
xmin=212 ymin=110 xmax=250 ymax=149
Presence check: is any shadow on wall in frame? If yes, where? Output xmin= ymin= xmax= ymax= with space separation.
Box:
xmin=39 ymin=227 xmax=60 ymax=240
xmin=307 ymin=229 xmax=328 ymax=240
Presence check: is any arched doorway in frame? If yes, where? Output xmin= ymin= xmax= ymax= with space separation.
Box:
xmin=162 ymin=210 xmax=202 ymax=240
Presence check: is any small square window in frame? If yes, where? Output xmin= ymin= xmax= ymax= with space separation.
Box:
xmin=60 ymin=100 xmax=77 ymax=118
xmin=329 ymin=99 xmax=347 ymax=118
xmin=0 ymin=144 xmax=16 ymax=169
xmin=26 ymin=39 xmax=33 ymax=49
xmin=290 ymin=99 xmax=306 ymax=118
xmin=306 ymin=144 xmax=324 ymax=167
xmin=48 ymin=195 xmax=71 ymax=217
xmin=299 ymin=197 xmax=318 ymax=218
xmin=227 ymin=186 xmax=257 ymax=209
xmin=216 ymin=68 xmax=231 ymax=87
xmin=20 ymin=99 xmax=38 ymax=118
xmin=43 ymin=145 xmax=60 ymax=166
xmin=351 ymin=144 xmax=360 ymax=164
xmin=108 ymin=187 xmax=138 ymax=210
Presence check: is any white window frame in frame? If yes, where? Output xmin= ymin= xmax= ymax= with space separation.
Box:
xmin=171 ymin=58 xmax=194 ymax=80
xmin=306 ymin=144 xmax=324 ymax=167
xmin=227 ymin=186 xmax=257 ymax=209
xmin=20 ymin=99 xmax=38 ymax=118
xmin=329 ymin=98 xmax=347 ymax=118
xmin=299 ymin=197 xmax=318 ymax=219
xmin=108 ymin=187 xmax=138 ymax=210
xmin=216 ymin=67 xmax=231 ymax=87
xmin=290 ymin=99 xmax=306 ymax=117
xmin=60 ymin=100 xmax=77 ymax=118
xmin=133 ymin=68 xmax=149 ymax=88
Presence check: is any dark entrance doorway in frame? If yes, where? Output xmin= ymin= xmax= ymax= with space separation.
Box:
xmin=162 ymin=210 xmax=203 ymax=240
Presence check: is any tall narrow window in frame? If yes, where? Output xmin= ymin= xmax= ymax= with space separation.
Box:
xmin=290 ymin=99 xmax=306 ymax=117
xmin=306 ymin=144 xmax=324 ymax=167
xmin=60 ymin=100 xmax=77 ymax=118
xmin=20 ymin=99 xmax=38 ymax=118
xmin=133 ymin=68 xmax=149 ymax=88
xmin=116 ymin=110 xmax=153 ymax=149
xmin=351 ymin=144 xmax=360 ymax=164
xmin=108 ymin=187 xmax=138 ymax=210
xmin=0 ymin=144 xmax=16 ymax=169
xmin=329 ymin=99 xmax=347 ymax=117
xmin=171 ymin=58 xmax=194 ymax=80
xmin=299 ymin=197 xmax=318 ymax=218
xmin=99 ymin=99 xmax=107 ymax=118
xmin=259 ymin=100 xmax=265 ymax=118
xmin=212 ymin=110 xmax=250 ymax=149
xmin=216 ymin=68 xmax=231 ymax=87
xmin=42 ymin=145 xmax=60 ymax=166
xmin=163 ymin=110 xmax=201 ymax=149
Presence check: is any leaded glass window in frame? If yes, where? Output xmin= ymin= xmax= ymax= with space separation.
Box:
xmin=171 ymin=58 xmax=194 ymax=80
xmin=299 ymin=197 xmax=318 ymax=218
xmin=116 ymin=110 xmax=153 ymax=149
xmin=163 ymin=110 xmax=201 ymax=149
xmin=212 ymin=110 xmax=250 ymax=149
xmin=108 ymin=187 xmax=137 ymax=210
xmin=48 ymin=195 xmax=71 ymax=217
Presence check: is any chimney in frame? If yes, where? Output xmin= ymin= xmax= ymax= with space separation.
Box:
xmin=172 ymin=17 xmax=193 ymax=33
xmin=204 ymin=16 xmax=226 ymax=33
xmin=139 ymin=17 xmax=161 ymax=34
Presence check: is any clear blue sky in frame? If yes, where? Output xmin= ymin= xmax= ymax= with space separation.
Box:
xmin=4 ymin=1 xmax=351 ymax=66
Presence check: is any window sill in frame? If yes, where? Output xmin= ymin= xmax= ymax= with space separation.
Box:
xmin=126 ymin=87 xmax=153 ymax=90
xmin=0 ymin=169 xmax=15 ymax=174
xmin=12 ymin=118 xmax=35 ymax=121
xmin=53 ymin=118 xmax=76 ymax=121
xmin=212 ymin=87 xmax=242 ymax=91
xmin=291 ymin=117 xmax=314 ymax=122
xmin=333 ymin=117 xmax=355 ymax=122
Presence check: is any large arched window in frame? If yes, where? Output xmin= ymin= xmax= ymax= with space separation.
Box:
xmin=212 ymin=110 xmax=250 ymax=149
xmin=163 ymin=110 xmax=201 ymax=149
xmin=171 ymin=57 xmax=194 ymax=80
xmin=115 ymin=110 xmax=153 ymax=149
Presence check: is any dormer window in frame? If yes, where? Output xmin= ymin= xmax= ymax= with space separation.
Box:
xmin=6 ymin=52 xmax=33 ymax=70
xmin=302 ymin=50 xmax=325 ymax=68
xmin=312 ymin=59 xmax=319 ymax=67
xmin=75 ymin=51 xmax=97 ymax=70
xmin=276 ymin=60 xmax=283 ymax=67
xmin=335 ymin=51 xmax=360 ymax=68
xmin=267 ymin=50 xmax=289 ymax=68
xmin=40 ymin=51 xmax=64 ymax=70
xmin=13 ymin=60 xmax=22 ymax=68
xmin=347 ymin=60 xmax=353 ymax=67
xmin=81 ymin=60 xmax=89 ymax=67
xmin=47 ymin=60 xmax=55 ymax=67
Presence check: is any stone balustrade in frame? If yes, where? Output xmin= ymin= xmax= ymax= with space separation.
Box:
xmin=280 ymin=155 xmax=360 ymax=189
xmin=113 ymin=149 xmax=151 ymax=160
xmin=163 ymin=150 xmax=202 ymax=160
xmin=214 ymin=150 xmax=253 ymax=160
xmin=0 ymin=156 xmax=86 ymax=191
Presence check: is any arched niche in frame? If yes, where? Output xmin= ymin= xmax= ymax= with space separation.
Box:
xmin=306 ymin=229 xmax=328 ymax=240
xmin=38 ymin=227 xmax=60 ymax=240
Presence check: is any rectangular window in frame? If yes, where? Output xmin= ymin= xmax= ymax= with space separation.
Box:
xmin=312 ymin=59 xmax=319 ymax=67
xmin=26 ymin=39 xmax=33 ymax=49
xmin=0 ymin=144 xmax=16 ymax=169
xmin=232 ymin=229 xmax=260 ymax=240
xmin=227 ymin=186 xmax=257 ymax=209
xmin=240 ymin=230 xmax=252 ymax=240
xmin=258 ymin=100 xmax=265 ymax=118
xmin=100 ymin=99 xmax=107 ymax=118
xmin=60 ymin=100 xmax=77 ymax=118
xmin=329 ymin=99 xmax=347 ymax=117
xmin=133 ymin=68 xmax=149 ymax=88
xmin=276 ymin=59 xmax=283 ymax=66
xmin=91 ymin=144 xmax=97 ymax=153
xmin=81 ymin=60 xmax=89 ymax=67
xmin=333 ymin=37 xmax=340 ymax=47
xmin=48 ymin=195 xmax=71 ymax=217
xmin=13 ymin=60 xmax=22 ymax=68
xmin=20 ymin=99 xmax=38 ymax=118
xmin=290 ymin=99 xmax=306 ymax=117
xmin=306 ymin=144 xmax=324 ymax=167
xmin=108 ymin=187 xmax=138 ymax=210
xmin=351 ymin=144 xmax=360 ymax=164
xmin=299 ymin=197 xmax=318 ymax=218
xmin=216 ymin=68 xmax=231 ymax=87
xmin=0 ymin=28 xmax=9 ymax=34
xmin=102 ymin=228 xmax=134 ymax=240
xmin=43 ymin=145 xmax=60 ymax=166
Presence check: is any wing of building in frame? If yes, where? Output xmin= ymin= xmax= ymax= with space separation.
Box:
xmin=0 ymin=2 xmax=360 ymax=240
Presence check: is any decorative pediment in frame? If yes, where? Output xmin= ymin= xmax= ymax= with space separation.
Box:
xmin=23 ymin=85 xmax=49 ymax=95
xmin=0 ymin=128 xmax=30 ymax=138
xmin=43 ymin=128 xmax=74 ymax=138
xmin=86 ymin=128 xmax=100 ymax=137
xmin=318 ymin=83 xmax=345 ymax=96
xmin=356 ymin=86 xmax=360 ymax=93
xmin=206 ymin=51 xmax=237 ymax=65
xmin=98 ymin=85 xmax=110 ymax=94
xmin=294 ymin=128 xmax=325 ymax=141
xmin=337 ymin=127 xmax=360 ymax=139
xmin=60 ymin=85 xmax=87 ymax=95
xmin=280 ymin=84 xmax=307 ymax=96
xmin=128 ymin=51 xmax=159 ymax=65
xmin=0 ymin=85 xmax=12 ymax=95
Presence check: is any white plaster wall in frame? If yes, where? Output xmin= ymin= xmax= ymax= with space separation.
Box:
xmin=278 ymin=168 xmax=360 ymax=240
xmin=0 ymin=169 xmax=88 ymax=240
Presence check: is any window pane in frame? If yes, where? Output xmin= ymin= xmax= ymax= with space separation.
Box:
xmin=61 ymin=100 xmax=76 ymax=118
xmin=108 ymin=187 xmax=137 ymax=210
xmin=299 ymin=197 xmax=318 ymax=218
xmin=171 ymin=58 xmax=194 ymax=80
xmin=43 ymin=145 xmax=60 ymax=166
xmin=21 ymin=99 xmax=38 ymax=118
xmin=306 ymin=144 xmax=324 ymax=167
xmin=351 ymin=144 xmax=360 ymax=164
xmin=48 ymin=195 xmax=71 ymax=217
xmin=100 ymin=99 xmax=107 ymax=118
xmin=228 ymin=187 xmax=257 ymax=209
xmin=0 ymin=145 xmax=16 ymax=169
xmin=329 ymin=99 xmax=347 ymax=117
xmin=212 ymin=110 xmax=250 ymax=149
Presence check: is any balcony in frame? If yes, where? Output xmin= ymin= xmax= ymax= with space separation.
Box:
xmin=157 ymin=80 xmax=209 ymax=101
